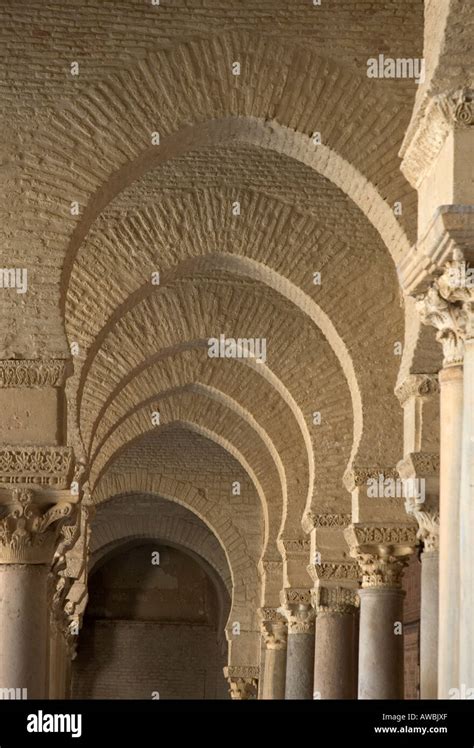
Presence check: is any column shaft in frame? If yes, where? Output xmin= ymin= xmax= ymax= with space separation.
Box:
xmin=0 ymin=565 xmax=49 ymax=698
xmin=358 ymin=588 xmax=405 ymax=700
xmin=285 ymin=631 xmax=314 ymax=699
xmin=438 ymin=365 xmax=463 ymax=697
xmin=314 ymin=611 xmax=357 ymax=699
xmin=420 ymin=550 xmax=439 ymax=698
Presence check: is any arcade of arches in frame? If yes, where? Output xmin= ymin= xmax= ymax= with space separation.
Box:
xmin=0 ymin=0 xmax=472 ymax=701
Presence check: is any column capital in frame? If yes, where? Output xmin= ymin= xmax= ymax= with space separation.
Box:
xmin=344 ymin=523 xmax=417 ymax=589
xmin=259 ymin=617 xmax=287 ymax=651
xmin=223 ymin=666 xmax=258 ymax=700
xmin=279 ymin=588 xmax=315 ymax=633
xmin=416 ymin=251 xmax=474 ymax=366
xmin=0 ymin=488 xmax=76 ymax=564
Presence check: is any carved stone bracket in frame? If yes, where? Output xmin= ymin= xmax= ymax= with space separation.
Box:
xmin=401 ymin=88 xmax=474 ymax=189
xmin=395 ymin=374 xmax=440 ymax=406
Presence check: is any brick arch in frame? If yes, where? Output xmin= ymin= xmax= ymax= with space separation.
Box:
xmin=6 ymin=32 xmax=416 ymax=358
xmin=93 ymin=470 xmax=262 ymax=633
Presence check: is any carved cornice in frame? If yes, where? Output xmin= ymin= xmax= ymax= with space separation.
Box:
xmin=397 ymin=452 xmax=440 ymax=479
xmin=0 ymin=446 xmax=74 ymax=488
xmin=224 ymin=665 xmax=259 ymax=680
xmin=312 ymin=586 xmax=359 ymax=615
xmin=280 ymin=537 xmax=310 ymax=554
xmin=395 ymin=374 xmax=439 ymax=405
xmin=0 ymin=359 xmax=69 ymax=388
xmin=346 ymin=523 xmax=418 ymax=550
xmin=303 ymin=511 xmax=351 ymax=530
xmin=280 ymin=587 xmax=312 ymax=607
xmin=0 ymin=489 xmax=75 ymax=563
xmin=343 ymin=466 xmax=399 ymax=492
xmin=401 ymin=88 xmax=474 ymax=188
xmin=307 ymin=561 xmax=360 ymax=583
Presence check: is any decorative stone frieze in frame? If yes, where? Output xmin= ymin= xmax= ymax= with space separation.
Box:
xmin=397 ymin=452 xmax=440 ymax=478
xmin=302 ymin=511 xmax=351 ymax=531
xmin=0 ymin=359 xmax=69 ymax=388
xmin=312 ymin=585 xmax=359 ymax=615
xmin=343 ymin=466 xmax=399 ymax=493
xmin=307 ymin=560 xmax=360 ymax=583
xmin=0 ymin=446 xmax=74 ymax=489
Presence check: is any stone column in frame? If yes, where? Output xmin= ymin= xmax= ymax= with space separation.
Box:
xmin=0 ymin=486 xmax=75 ymax=698
xmin=281 ymin=589 xmax=315 ymax=700
xmin=396 ymin=376 xmax=440 ymax=699
xmin=313 ymin=587 xmax=359 ymax=699
xmin=223 ymin=666 xmax=258 ymax=700
xmin=416 ymin=265 xmax=473 ymax=697
xmin=345 ymin=524 xmax=417 ymax=700
xmin=259 ymin=609 xmax=287 ymax=700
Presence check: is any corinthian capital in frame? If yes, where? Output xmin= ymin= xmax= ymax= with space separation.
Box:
xmin=260 ymin=618 xmax=287 ymax=650
xmin=416 ymin=286 xmax=466 ymax=367
xmin=0 ymin=489 xmax=75 ymax=563
xmin=344 ymin=523 xmax=417 ymax=589
xmin=279 ymin=589 xmax=315 ymax=633
xmin=223 ymin=666 xmax=258 ymax=700
xmin=416 ymin=251 xmax=474 ymax=365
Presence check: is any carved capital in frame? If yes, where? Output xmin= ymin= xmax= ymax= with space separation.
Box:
xmin=0 ymin=359 xmax=69 ymax=388
xmin=280 ymin=589 xmax=315 ymax=633
xmin=416 ymin=253 xmax=474 ymax=365
xmin=260 ymin=618 xmax=287 ymax=651
xmin=405 ymin=497 xmax=440 ymax=553
xmin=224 ymin=666 xmax=258 ymax=700
xmin=0 ymin=489 xmax=75 ymax=563
xmin=312 ymin=586 xmax=359 ymax=615
xmin=395 ymin=374 xmax=439 ymax=406
xmin=344 ymin=523 xmax=417 ymax=589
